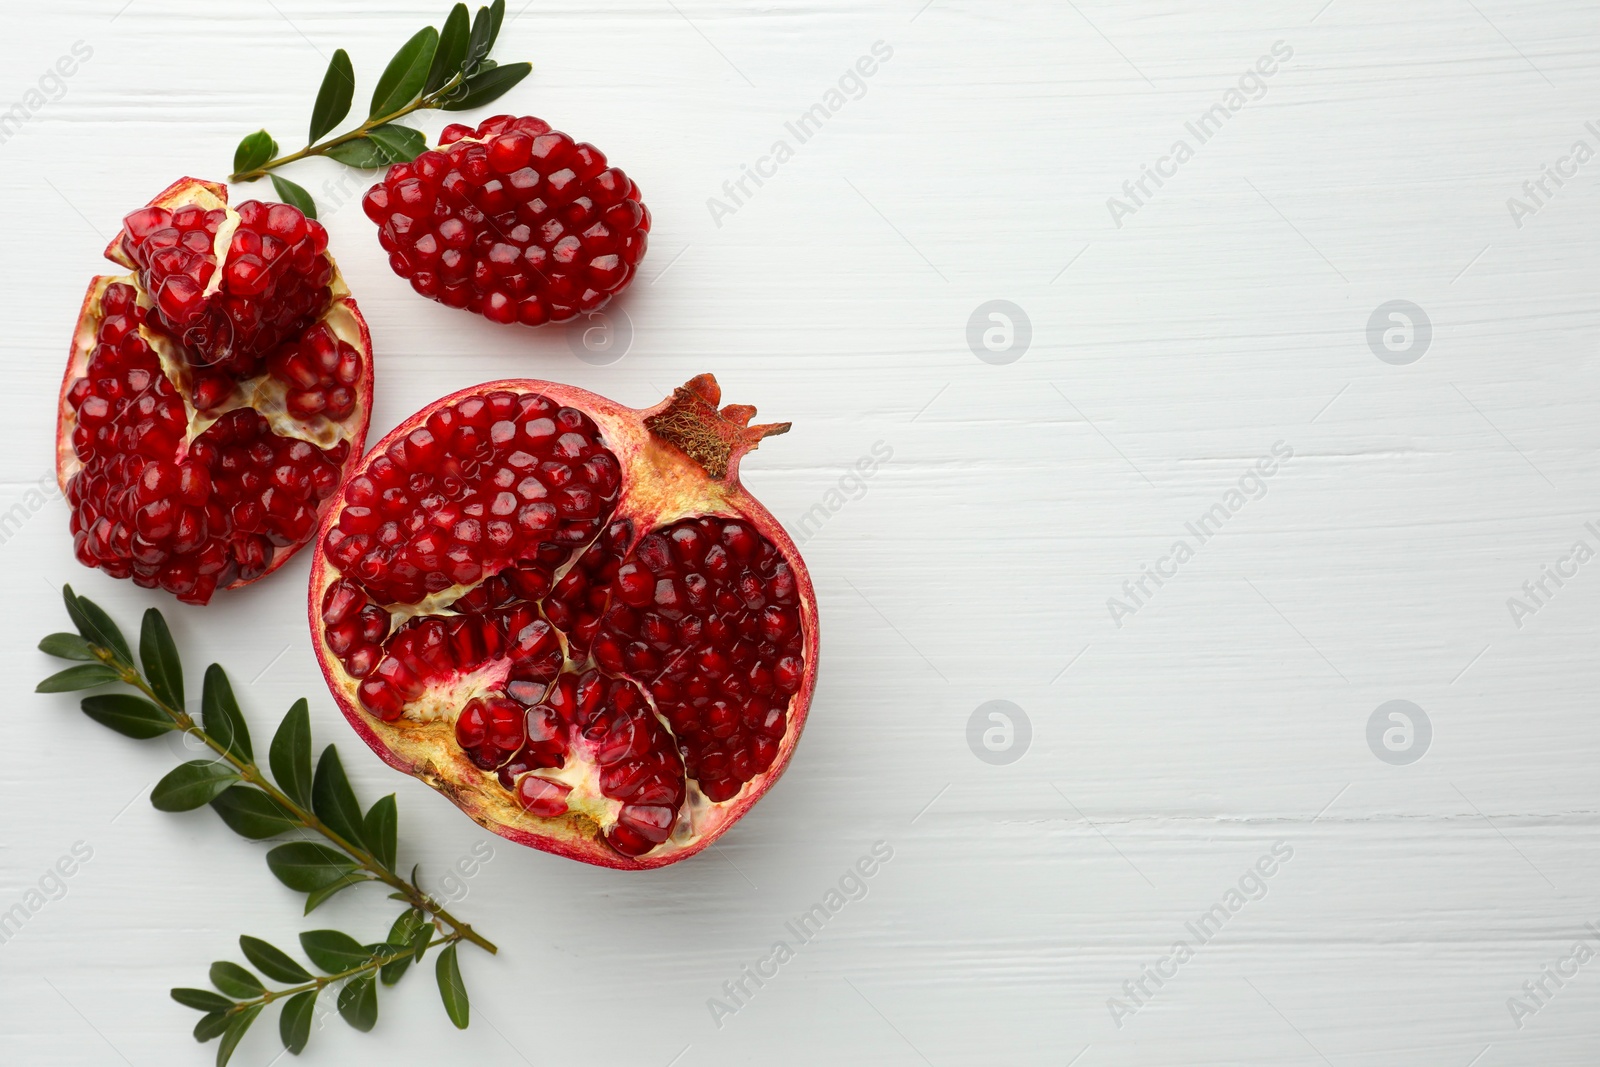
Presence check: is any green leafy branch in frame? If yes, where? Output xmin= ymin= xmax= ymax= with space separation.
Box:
xmin=228 ymin=0 xmax=531 ymax=216
xmin=37 ymin=586 xmax=492 ymax=1062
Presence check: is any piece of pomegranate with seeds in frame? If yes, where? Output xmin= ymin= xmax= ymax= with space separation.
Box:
xmin=362 ymin=114 xmax=650 ymax=327
xmin=58 ymin=178 xmax=373 ymax=605
xmin=309 ymin=375 xmax=816 ymax=868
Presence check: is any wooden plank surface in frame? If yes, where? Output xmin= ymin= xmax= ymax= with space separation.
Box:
xmin=2 ymin=1 xmax=1598 ymax=1064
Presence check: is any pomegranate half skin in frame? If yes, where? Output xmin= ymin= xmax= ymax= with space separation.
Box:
xmin=309 ymin=375 xmax=818 ymax=869
xmin=57 ymin=177 xmax=374 ymax=604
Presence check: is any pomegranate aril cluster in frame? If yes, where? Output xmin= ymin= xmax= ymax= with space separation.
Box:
xmin=362 ymin=114 xmax=650 ymax=326
xmin=319 ymin=389 xmax=622 ymax=606
xmin=66 ymin=285 xmax=348 ymax=604
xmin=119 ymin=199 xmax=333 ymax=377
xmin=594 ymin=517 xmax=803 ymax=802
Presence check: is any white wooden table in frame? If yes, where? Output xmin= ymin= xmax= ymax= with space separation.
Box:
xmin=4 ymin=1 xmax=1598 ymax=1063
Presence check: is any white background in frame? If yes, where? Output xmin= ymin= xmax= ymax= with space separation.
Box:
xmin=3 ymin=1 xmax=1598 ymax=1064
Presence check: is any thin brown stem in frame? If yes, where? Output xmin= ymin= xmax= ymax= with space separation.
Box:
xmin=100 ymin=650 xmax=496 ymax=955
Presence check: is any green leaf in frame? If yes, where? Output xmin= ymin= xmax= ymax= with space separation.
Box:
xmin=366 ymin=123 xmax=428 ymax=164
xmin=486 ymin=0 xmax=505 ymax=52
xmin=269 ymin=174 xmax=317 ymax=220
xmin=439 ymin=61 xmax=531 ymax=111
xmin=39 ymin=632 xmax=96 ymax=661
xmin=309 ymin=48 xmax=355 ymax=143
xmin=193 ymin=1010 xmax=231 ymax=1043
xmin=37 ymin=663 xmax=120 ymax=692
xmin=409 ymin=922 xmax=433 ymax=964
xmin=303 ymin=873 xmax=373 ymax=915
xmin=139 ymin=609 xmax=183 ymax=710
xmin=68 ymin=588 xmax=133 ymax=663
xmin=312 ymin=746 xmax=365 ymax=850
xmin=266 ymin=842 xmax=357 ymax=893
xmin=216 ymin=1003 xmax=262 ymax=1067
xmin=239 ymin=936 xmax=314 ymax=984
xmin=269 ymin=698 xmax=314 ymax=808
xmin=380 ymin=910 xmax=424 ymax=984
xmin=211 ymin=786 xmax=300 ymax=840
xmin=299 ymin=929 xmax=369 ymax=973
xmin=363 ymin=795 xmax=398 ymax=872
xmin=173 ymin=987 xmax=236 ymax=1013
xmin=323 ymin=137 xmax=395 ymax=169
xmin=279 ymin=989 xmax=316 ymax=1054
xmin=338 ymin=975 xmax=379 ymax=1032
xmin=463 ymin=1 xmax=503 ymax=74
xmin=370 ymin=26 xmax=438 ymax=119
xmin=209 ymin=961 xmax=264 ymax=999
xmin=80 ymin=693 xmax=174 ymax=739
xmin=152 ymin=761 xmax=241 ymax=812
xmin=426 ymin=4 xmax=471 ymax=94
xmin=233 ymin=130 xmax=278 ymax=175
xmin=202 ymin=664 xmax=252 ymax=762
xmin=435 ymin=943 xmax=469 ymax=1028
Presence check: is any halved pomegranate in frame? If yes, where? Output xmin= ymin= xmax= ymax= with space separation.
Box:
xmin=57 ymin=178 xmax=373 ymax=604
xmin=308 ymin=376 xmax=817 ymax=868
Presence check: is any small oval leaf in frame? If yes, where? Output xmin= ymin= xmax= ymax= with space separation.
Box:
xmin=210 ymin=786 xmax=300 ymax=840
xmin=216 ymin=1003 xmax=262 ymax=1067
xmin=370 ymin=26 xmax=439 ymax=118
xmin=366 ymin=123 xmax=428 ymax=164
xmin=172 ymin=987 xmax=236 ymax=1013
xmin=239 ymin=936 xmax=314 ymax=984
xmin=426 ymin=4 xmax=471 ymax=94
xmin=139 ymin=608 xmax=183 ymax=710
xmin=279 ymin=989 xmax=316 ymax=1054
xmin=209 ymin=961 xmax=264 ymax=999
xmin=435 ymin=943 xmax=469 ymax=1028
xmin=439 ymin=61 xmax=531 ymax=111
xmin=68 ymin=589 xmax=132 ymax=663
xmin=39 ymin=632 xmax=96 ymax=661
xmin=362 ymin=794 xmax=398 ymax=872
xmin=311 ymin=746 xmax=366 ymax=850
xmin=80 ymin=694 xmax=174 ymax=739
xmin=269 ymin=698 xmax=314 ymax=808
xmin=202 ymin=664 xmax=252 ymax=762
xmin=309 ymin=48 xmax=355 ymax=144
xmin=233 ymin=130 xmax=278 ymax=176
xmin=269 ymin=174 xmax=318 ymax=220
xmin=338 ymin=975 xmax=379 ymax=1032
xmin=323 ymin=137 xmax=395 ymax=169
xmin=299 ymin=929 xmax=369 ymax=974
xmin=266 ymin=842 xmax=357 ymax=893
xmin=193 ymin=1010 xmax=231 ymax=1043
xmin=37 ymin=663 xmax=120 ymax=693
xmin=151 ymin=761 xmax=240 ymax=812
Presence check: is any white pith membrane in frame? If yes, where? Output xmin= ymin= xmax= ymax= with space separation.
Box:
xmin=57 ymin=178 xmax=373 ymax=598
xmin=312 ymin=384 xmax=817 ymax=866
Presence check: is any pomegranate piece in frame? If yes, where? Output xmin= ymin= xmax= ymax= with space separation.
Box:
xmin=57 ymin=178 xmax=373 ymax=605
xmin=309 ymin=376 xmax=817 ymax=869
xmin=362 ymin=115 xmax=650 ymax=326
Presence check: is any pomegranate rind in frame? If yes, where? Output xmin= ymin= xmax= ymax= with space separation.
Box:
xmin=308 ymin=378 xmax=818 ymax=870
xmin=58 ymin=178 xmax=376 ymax=596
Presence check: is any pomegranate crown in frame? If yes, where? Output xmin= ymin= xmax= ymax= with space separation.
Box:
xmin=645 ymin=374 xmax=790 ymax=480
